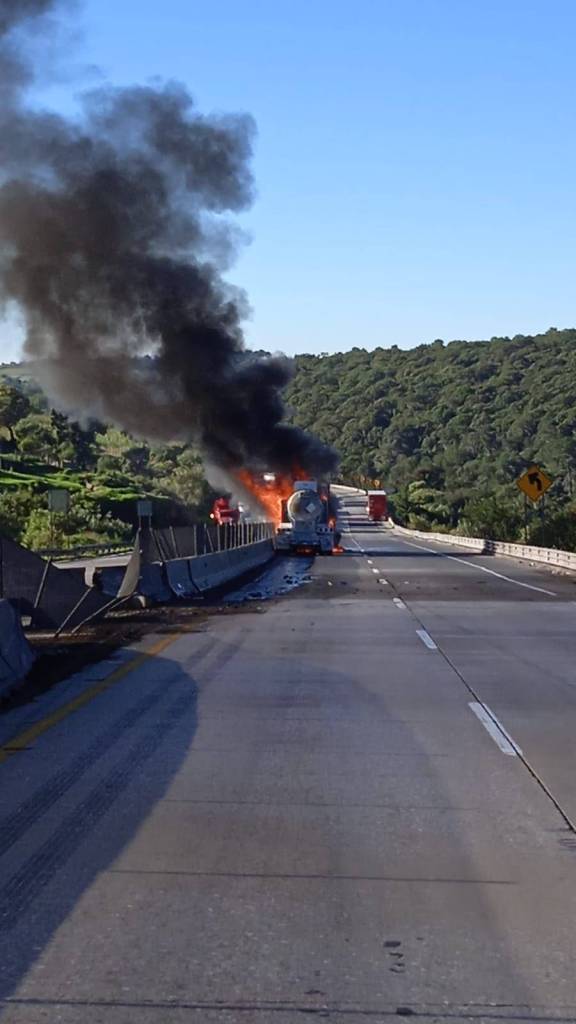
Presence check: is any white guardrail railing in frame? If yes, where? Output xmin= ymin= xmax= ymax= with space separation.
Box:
xmin=390 ymin=521 xmax=576 ymax=573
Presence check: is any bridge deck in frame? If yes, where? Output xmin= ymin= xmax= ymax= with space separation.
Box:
xmin=1 ymin=491 xmax=576 ymax=1021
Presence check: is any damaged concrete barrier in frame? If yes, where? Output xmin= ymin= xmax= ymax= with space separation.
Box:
xmin=166 ymin=558 xmax=198 ymax=599
xmin=0 ymin=599 xmax=36 ymax=698
xmin=0 ymin=532 xmax=112 ymax=633
xmin=86 ymin=534 xmax=274 ymax=604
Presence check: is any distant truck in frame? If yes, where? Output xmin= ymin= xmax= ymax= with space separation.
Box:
xmin=210 ymin=497 xmax=240 ymax=525
xmin=366 ymin=490 xmax=388 ymax=522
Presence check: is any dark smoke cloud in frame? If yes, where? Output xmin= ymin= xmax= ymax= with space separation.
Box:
xmin=0 ymin=0 xmax=56 ymax=35
xmin=0 ymin=0 xmax=337 ymax=477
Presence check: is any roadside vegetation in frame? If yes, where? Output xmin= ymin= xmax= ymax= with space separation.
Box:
xmin=286 ymin=327 xmax=576 ymax=550
xmin=0 ymin=372 xmax=215 ymax=551
xmin=4 ymin=324 xmax=576 ymax=554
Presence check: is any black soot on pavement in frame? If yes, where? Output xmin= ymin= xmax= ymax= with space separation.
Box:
xmin=225 ymin=556 xmax=313 ymax=604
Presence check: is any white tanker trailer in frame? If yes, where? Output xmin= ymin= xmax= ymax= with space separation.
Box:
xmin=274 ymin=480 xmax=337 ymax=554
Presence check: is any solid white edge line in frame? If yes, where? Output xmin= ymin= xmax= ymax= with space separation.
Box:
xmin=416 ymin=629 xmax=437 ymax=650
xmin=393 ymin=597 xmax=406 ymax=609
xmin=445 ymin=555 xmax=557 ymax=596
xmin=468 ymin=702 xmax=522 ymax=757
xmin=400 ymin=539 xmax=556 ymax=597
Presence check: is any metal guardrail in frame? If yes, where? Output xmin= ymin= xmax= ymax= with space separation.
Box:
xmin=391 ymin=521 xmax=576 ymax=572
xmin=37 ymin=542 xmax=134 ymax=561
xmin=194 ymin=521 xmax=275 ymax=555
xmin=37 ymin=521 xmax=276 ymax=563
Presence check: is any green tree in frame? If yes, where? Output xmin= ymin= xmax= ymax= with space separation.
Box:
xmin=159 ymin=449 xmax=212 ymax=510
xmin=21 ymin=495 xmax=132 ymax=551
xmin=0 ymin=488 xmax=41 ymax=542
xmin=21 ymin=509 xmax=66 ymax=550
xmin=528 ymin=508 xmax=576 ymax=550
xmin=0 ymin=382 xmax=31 ymax=445
xmin=15 ymin=413 xmax=57 ymax=462
xmin=458 ymin=496 xmax=522 ymax=541
xmin=66 ymin=421 xmax=98 ymax=471
xmin=123 ymin=444 xmax=150 ymax=476
xmin=286 ymin=327 xmax=576 ymax=549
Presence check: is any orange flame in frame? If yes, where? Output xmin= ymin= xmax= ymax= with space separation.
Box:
xmin=236 ymin=467 xmax=307 ymax=526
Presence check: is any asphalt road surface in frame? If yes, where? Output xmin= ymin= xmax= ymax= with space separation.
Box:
xmin=2 ymin=490 xmax=576 ymax=1022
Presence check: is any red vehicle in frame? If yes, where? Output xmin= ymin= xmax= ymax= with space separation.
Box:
xmin=210 ymin=497 xmax=240 ymax=525
xmin=367 ymin=490 xmax=388 ymax=522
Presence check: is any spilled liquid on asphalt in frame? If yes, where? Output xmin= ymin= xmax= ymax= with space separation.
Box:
xmin=224 ymin=556 xmax=314 ymax=604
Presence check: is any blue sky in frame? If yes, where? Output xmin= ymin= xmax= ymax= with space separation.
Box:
xmin=3 ymin=0 xmax=576 ymax=359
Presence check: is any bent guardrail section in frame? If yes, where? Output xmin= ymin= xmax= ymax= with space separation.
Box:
xmin=0 ymin=524 xmax=276 ymax=635
xmin=0 ymin=533 xmax=114 ymax=634
xmin=90 ymin=531 xmax=275 ymax=605
xmin=0 ymin=599 xmax=36 ymax=699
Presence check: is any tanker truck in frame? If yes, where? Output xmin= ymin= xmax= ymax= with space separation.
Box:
xmin=274 ymin=480 xmax=338 ymax=555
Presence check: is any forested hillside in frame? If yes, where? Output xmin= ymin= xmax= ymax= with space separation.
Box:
xmin=0 ymin=374 xmax=214 ymax=550
xmin=3 ymin=326 xmax=576 ymax=551
xmin=286 ymin=328 xmax=576 ymax=545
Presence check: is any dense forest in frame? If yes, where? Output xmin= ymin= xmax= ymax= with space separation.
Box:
xmin=286 ymin=327 xmax=576 ymax=547
xmin=2 ymin=326 xmax=576 ymax=551
xmin=0 ymin=372 xmax=214 ymax=551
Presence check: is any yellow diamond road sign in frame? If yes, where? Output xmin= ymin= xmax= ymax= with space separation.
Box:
xmin=516 ymin=464 xmax=552 ymax=503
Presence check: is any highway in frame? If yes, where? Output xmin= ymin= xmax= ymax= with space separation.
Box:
xmin=1 ymin=490 xmax=576 ymax=1021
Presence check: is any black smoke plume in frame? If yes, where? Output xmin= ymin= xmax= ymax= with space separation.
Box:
xmin=0 ymin=1 xmax=337 ymax=477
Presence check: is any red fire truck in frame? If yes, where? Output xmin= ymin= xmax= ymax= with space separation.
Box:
xmin=366 ymin=490 xmax=388 ymax=522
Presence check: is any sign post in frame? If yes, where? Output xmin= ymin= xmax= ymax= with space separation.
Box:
xmin=48 ymin=488 xmax=70 ymax=547
xmin=137 ymin=499 xmax=153 ymax=530
xmin=523 ymin=492 xmax=528 ymax=543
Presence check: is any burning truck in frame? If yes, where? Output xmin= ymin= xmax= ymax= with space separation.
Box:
xmin=275 ymin=479 xmax=339 ymax=555
xmin=210 ymin=497 xmax=241 ymax=526
xmin=233 ymin=472 xmax=340 ymax=554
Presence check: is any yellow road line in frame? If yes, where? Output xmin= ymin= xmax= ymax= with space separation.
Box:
xmin=0 ymin=632 xmax=180 ymax=767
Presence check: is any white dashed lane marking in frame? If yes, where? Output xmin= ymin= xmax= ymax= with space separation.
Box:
xmin=393 ymin=597 xmax=406 ymax=609
xmin=416 ymin=629 xmax=437 ymax=650
xmin=468 ymin=702 xmax=522 ymax=757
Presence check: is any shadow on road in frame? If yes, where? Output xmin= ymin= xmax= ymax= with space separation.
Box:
xmin=0 ymin=597 xmax=553 ymax=1015
xmin=0 ymin=640 xmax=230 ymax=1006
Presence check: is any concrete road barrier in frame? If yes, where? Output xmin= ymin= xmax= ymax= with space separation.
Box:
xmin=166 ymin=558 xmax=198 ymax=599
xmin=138 ymin=563 xmax=172 ymax=604
xmin=87 ymin=539 xmax=275 ymax=604
xmin=0 ymin=599 xmax=36 ymax=698
xmin=189 ymin=540 xmax=274 ymax=593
